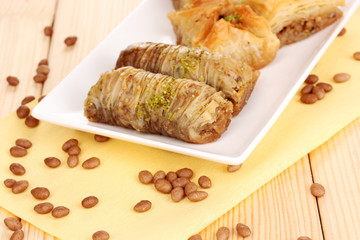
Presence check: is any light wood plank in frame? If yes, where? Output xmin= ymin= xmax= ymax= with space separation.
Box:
xmin=309 ymin=117 xmax=360 ymax=240
xmin=22 ymin=221 xmax=57 ymax=240
xmin=0 ymin=0 xmax=57 ymax=118
xmin=43 ymin=0 xmax=144 ymax=93
xmin=0 ymin=0 xmax=59 ymax=239
xmin=0 ymin=207 xmax=18 ymax=240
xmin=199 ymin=157 xmax=324 ymax=240
xmin=0 ymin=1 xmax=143 ymax=239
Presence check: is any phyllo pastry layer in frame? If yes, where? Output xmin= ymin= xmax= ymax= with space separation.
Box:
xmin=84 ymin=66 xmax=233 ymax=144
xmin=116 ymin=42 xmax=259 ymax=116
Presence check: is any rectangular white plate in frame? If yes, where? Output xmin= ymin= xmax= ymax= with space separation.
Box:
xmin=32 ymin=0 xmax=359 ymax=165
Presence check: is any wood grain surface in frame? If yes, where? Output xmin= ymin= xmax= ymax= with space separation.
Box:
xmin=1 ymin=0 xmax=359 ymax=239
xmin=0 ymin=0 xmax=56 ymax=118
xmin=310 ymin=118 xmax=360 ymax=240
xmin=199 ymin=157 xmax=323 ymax=240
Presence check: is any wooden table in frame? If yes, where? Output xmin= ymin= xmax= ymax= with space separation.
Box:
xmin=1 ymin=1 xmax=359 ymax=239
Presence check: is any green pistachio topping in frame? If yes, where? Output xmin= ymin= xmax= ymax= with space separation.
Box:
xmin=224 ymin=13 xmax=241 ymax=23
xmin=178 ymin=50 xmax=197 ymax=78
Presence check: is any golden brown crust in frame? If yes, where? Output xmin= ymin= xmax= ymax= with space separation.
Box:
xmin=168 ymin=4 xmax=224 ymax=46
xmin=199 ymin=5 xmax=280 ymax=69
xmin=115 ymin=42 xmax=259 ymax=116
xmin=168 ymin=2 xmax=280 ymax=69
xmin=84 ymin=67 xmax=233 ymax=144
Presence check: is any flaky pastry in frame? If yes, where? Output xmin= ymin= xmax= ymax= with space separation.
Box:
xmin=168 ymin=1 xmax=280 ymax=69
xmin=84 ymin=66 xmax=233 ymax=144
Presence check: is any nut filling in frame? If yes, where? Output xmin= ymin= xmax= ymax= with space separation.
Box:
xmin=277 ymin=8 xmax=343 ymax=46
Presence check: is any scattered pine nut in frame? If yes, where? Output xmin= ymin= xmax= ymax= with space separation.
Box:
xmin=300 ymin=85 xmax=313 ymax=95
xmin=187 ymin=191 xmax=208 ymax=202
xmin=21 ymin=96 xmax=35 ymax=105
xmin=165 ymin=171 xmax=177 ymax=182
xmin=4 ymin=178 xmax=16 ymax=188
xmin=227 ymin=164 xmax=242 ymax=172
xmin=16 ymin=105 xmax=30 ymax=119
xmin=304 ymin=74 xmax=319 ymax=84
xmin=33 ymin=73 xmax=47 ymax=83
xmin=62 ymin=138 xmax=79 ymax=152
xmin=198 ymin=176 xmax=211 ymax=189
xmin=51 ymin=206 xmax=70 ymax=218
xmin=10 ymin=229 xmax=24 ymax=240
xmin=36 ymin=65 xmax=50 ymax=75
xmin=10 ymin=146 xmax=27 ymax=157
xmin=176 ymin=168 xmax=193 ymax=179
xmin=333 ymin=73 xmax=351 ymax=83
xmin=154 ymin=179 xmax=172 ymax=194
xmin=12 ymin=180 xmax=29 ymax=194
xmin=82 ymin=157 xmax=100 ymax=169
xmin=133 ymin=200 xmax=152 ymax=212
xmin=6 ymin=76 xmax=19 ymax=86
xmin=153 ymin=170 xmax=166 ymax=182
xmin=82 ymin=196 xmax=99 ymax=208
xmin=9 ymin=163 xmax=26 ymax=176
xmin=44 ymin=26 xmax=53 ymax=36
xmin=312 ymin=86 xmax=325 ymax=100
xmin=188 ymin=234 xmax=202 ymax=240
xmin=216 ymin=226 xmax=230 ymax=240
xmin=310 ymin=183 xmax=325 ymax=197
xmin=171 ymin=187 xmax=185 ymax=202
xmin=138 ymin=170 xmax=153 ymax=184
xmin=34 ymin=202 xmax=54 ymax=214
xmin=236 ymin=223 xmax=251 ymax=238
xmin=4 ymin=217 xmax=22 ymax=231
xmin=337 ymin=27 xmax=346 ymax=36
xmin=44 ymin=157 xmax=61 ymax=168
xmin=38 ymin=95 xmax=46 ymax=102
xmin=31 ymin=187 xmax=50 ymax=200
xmin=38 ymin=59 xmax=48 ymax=66
xmin=94 ymin=134 xmax=110 ymax=142
xmin=297 ymin=236 xmax=312 ymax=240
xmin=353 ymin=52 xmax=360 ymax=61
xmin=15 ymin=138 xmax=32 ymax=149
xmin=92 ymin=230 xmax=110 ymax=240
xmin=65 ymin=36 xmax=77 ymax=46
xmin=316 ymin=82 xmax=333 ymax=92
xmin=67 ymin=155 xmax=79 ymax=168
xmin=300 ymin=94 xmax=317 ymax=104
xmin=25 ymin=115 xmax=40 ymax=128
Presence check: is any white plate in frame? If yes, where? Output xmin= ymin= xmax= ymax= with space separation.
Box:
xmin=32 ymin=0 xmax=359 ymax=165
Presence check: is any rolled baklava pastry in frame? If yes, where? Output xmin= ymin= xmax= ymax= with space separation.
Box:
xmin=167 ymin=1 xmax=280 ymax=69
xmin=232 ymin=0 xmax=345 ymax=46
xmin=84 ymin=66 xmax=233 ymax=144
xmin=115 ymin=42 xmax=259 ymax=116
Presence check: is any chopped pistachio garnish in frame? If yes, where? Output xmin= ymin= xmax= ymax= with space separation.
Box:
xmin=144 ymin=79 xmax=175 ymax=117
xmin=224 ymin=12 xmax=241 ymax=23
xmin=178 ymin=50 xmax=197 ymax=78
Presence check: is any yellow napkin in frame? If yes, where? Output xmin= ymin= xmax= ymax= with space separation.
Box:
xmin=1 ymin=9 xmax=360 ymax=240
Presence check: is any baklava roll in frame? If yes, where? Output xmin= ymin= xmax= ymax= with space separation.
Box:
xmin=115 ymin=42 xmax=259 ymax=116
xmin=84 ymin=66 xmax=233 ymax=144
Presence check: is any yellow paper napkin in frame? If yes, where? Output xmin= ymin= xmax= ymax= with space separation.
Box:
xmin=1 ymin=8 xmax=360 ymax=240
